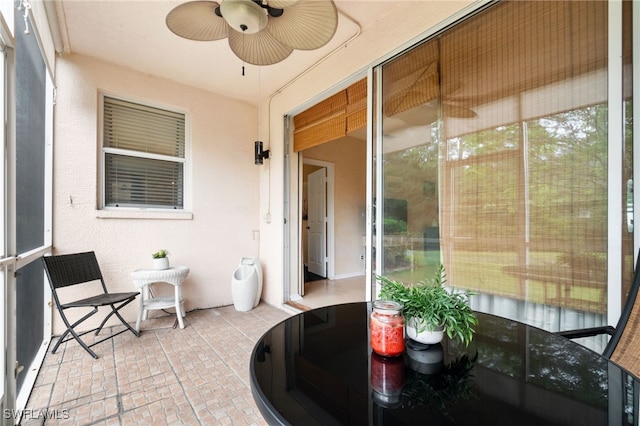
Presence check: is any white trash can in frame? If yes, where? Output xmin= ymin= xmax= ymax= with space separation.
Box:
xmin=232 ymin=265 xmax=258 ymax=312
xmin=240 ymin=257 xmax=263 ymax=307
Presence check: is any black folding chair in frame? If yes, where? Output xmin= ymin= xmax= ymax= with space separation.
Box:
xmin=557 ymin=251 xmax=640 ymax=378
xmin=42 ymin=251 xmax=140 ymax=359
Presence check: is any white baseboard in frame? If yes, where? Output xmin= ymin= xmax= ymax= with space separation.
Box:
xmin=331 ymin=271 xmax=365 ymax=280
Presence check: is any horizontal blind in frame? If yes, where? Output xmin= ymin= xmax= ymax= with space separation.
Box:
xmin=104 ymin=97 xmax=185 ymax=158
xmin=104 ymin=155 xmax=184 ymax=208
xmin=103 ymin=97 xmax=185 ymax=209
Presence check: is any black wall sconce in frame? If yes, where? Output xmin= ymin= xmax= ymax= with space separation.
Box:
xmin=255 ymin=141 xmax=270 ymax=165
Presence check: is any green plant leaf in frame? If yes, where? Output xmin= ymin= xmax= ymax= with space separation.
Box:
xmin=152 ymin=249 xmax=169 ymax=259
xmin=376 ymin=264 xmax=477 ymax=346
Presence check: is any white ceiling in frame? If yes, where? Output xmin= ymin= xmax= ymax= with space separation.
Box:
xmin=52 ymin=0 xmax=439 ymax=106
xmin=48 ymin=0 xmax=482 ymax=162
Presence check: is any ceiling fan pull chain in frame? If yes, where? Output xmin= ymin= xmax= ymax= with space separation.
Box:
xmin=241 ymin=27 xmax=247 ymax=76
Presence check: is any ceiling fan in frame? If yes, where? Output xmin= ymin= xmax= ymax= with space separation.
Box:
xmin=166 ymin=0 xmax=338 ymax=66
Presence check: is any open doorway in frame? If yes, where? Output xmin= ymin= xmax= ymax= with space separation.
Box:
xmin=302 ymin=160 xmax=332 ymax=283
xmin=284 ymin=77 xmax=369 ymax=310
xmin=297 ymin=135 xmax=367 ymax=309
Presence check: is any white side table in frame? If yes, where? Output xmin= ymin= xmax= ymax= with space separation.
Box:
xmin=132 ymin=266 xmax=190 ymax=331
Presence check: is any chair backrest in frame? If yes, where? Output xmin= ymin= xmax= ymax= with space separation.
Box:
xmin=42 ymin=251 xmax=107 ymax=291
xmin=605 ymin=251 xmax=640 ymax=377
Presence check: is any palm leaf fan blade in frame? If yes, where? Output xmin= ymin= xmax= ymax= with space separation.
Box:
xmin=266 ymin=0 xmax=338 ymax=50
xmin=228 ymin=29 xmax=293 ymax=65
xmin=267 ymin=0 xmax=300 ymax=8
xmin=166 ymin=1 xmax=229 ymax=41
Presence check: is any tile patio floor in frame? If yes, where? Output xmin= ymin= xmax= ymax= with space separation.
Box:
xmin=22 ymin=304 xmax=293 ymax=426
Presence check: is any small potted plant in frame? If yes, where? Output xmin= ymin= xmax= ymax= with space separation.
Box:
xmin=152 ymin=249 xmax=170 ymax=270
xmin=378 ymin=264 xmax=477 ymax=346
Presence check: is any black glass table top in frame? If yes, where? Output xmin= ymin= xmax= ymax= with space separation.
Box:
xmin=250 ymin=302 xmax=640 ymax=425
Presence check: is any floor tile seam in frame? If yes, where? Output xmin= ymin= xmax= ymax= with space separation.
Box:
xmin=110 ymin=330 xmax=126 ymax=426
xmin=26 ymin=378 xmax=57 ymax=412
xmin=45 ymin=391 xmax=115 ymax=413
xmin=216 ymin=312 xmax=271 ymax=344
xmin=250 ymin=306 xmax=293 ymax=323
xmin=154 ymin=327 xmax=203 ymax=425
xmin=115 ymin=369 xmax=181 ymax=389
xmin=34 ymin=342 xmax=69 ymax=412
xmin=116 ymin=397 xmax=167 ymax=417
xmin=58 ymin=400 xmax=120 ymax=426
xmin=47 ymin=388 xmax=120 ymax=406
xmin=190 ymin=317 xmax=256 ymax=391
xmin=82 ymin=412 xmax=121 ymax=426
xmin=189 ymin=312 xmax=255 ymax=352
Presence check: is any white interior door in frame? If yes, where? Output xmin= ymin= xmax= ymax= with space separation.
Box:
xmin=308 ymin=168 xmax=327 ymax=277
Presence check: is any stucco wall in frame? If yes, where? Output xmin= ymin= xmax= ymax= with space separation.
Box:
xmin=53 ymin=54 xmax=260 ymax=333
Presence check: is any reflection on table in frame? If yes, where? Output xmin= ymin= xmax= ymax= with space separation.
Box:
xmin=250 ymin=302 xmax=639 ymax=425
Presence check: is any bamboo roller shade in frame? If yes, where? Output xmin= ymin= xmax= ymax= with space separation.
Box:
xmin=438 ymin=1 xmax=606 ymax=109
xmin=437 ymin=0 xmax=608 ymax=313
xmin=293 ymin=78 xmax=366 ymax=152
xmin=378 ymin=1 xmax=607 ymax=121
xmin=294 ymin=1 xmax=607 ymax=152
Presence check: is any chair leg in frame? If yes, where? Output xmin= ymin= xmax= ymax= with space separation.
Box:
xmin=53 ymin=298 xmax=140 ymax=358
xmin=113 ymin=307 xmax=140 ymax=337
xmin=51 ymin=327 xmax=72 ymax=354
xmin=56 ymin=302 xmax=139 ymax=358
xmin=52 ymin=308 xmax=99 ymax=357
xmin=65 ymin=327 xmax=99 ymax=359
xmin=95 ymin=298 xmax=139 ymax=337
xmin=54 ymin=324 xmax=99 ymax=359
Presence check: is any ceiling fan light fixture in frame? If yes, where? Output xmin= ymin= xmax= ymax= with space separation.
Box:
xmin=220 ymin=0 xmax=267 ymax=34
xmin=166 ymin=0 xmax=338 ymax=66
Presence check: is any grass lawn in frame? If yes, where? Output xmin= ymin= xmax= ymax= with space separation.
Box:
xmin=382 ymin=249 xmax=606 ymax=314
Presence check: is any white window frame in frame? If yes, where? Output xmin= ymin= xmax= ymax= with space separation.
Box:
xmin=98 ymin=93 xmax=192 ymax=215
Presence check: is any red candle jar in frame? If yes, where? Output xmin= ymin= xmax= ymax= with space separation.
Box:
xmin=370 ymin=300 xmax=405 ymax=357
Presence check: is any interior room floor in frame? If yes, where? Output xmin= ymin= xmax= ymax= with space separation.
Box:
xmin=299 ymin=275 xmax=367 ymax=310
xmin=22 ymin=304 xmax=292 ymax=426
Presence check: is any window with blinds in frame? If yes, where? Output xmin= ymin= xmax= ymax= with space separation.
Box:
xmin=102 ymin=96 xmax=186 ymax=209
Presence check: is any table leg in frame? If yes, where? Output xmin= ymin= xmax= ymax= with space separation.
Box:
xmin=136 ymin=292 xmax=143 ymax=332
xmin=142 ymin=285 xmax=150 ymax=321
xmin=175 ymin=285 xmax=185 ymax=329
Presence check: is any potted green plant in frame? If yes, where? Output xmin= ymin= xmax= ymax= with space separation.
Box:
xmin=152 ymin=249 xmax=170 ymax=270
xmin=378 ymin=264 xmax=477 ymax=346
